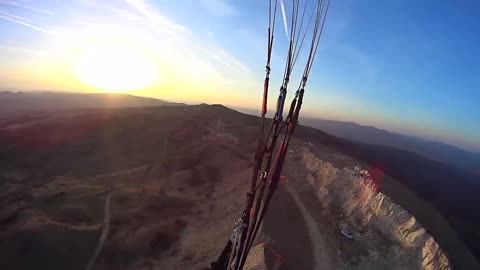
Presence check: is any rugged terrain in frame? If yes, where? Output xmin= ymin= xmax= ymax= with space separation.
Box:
xmin=265 ymin=145 xmax=452 ymax=269
xmin=301 ymin=117 xmax=480 ymax=174
xmin=0 ymin=101 xmax=478 ymax=269
xmin=0 ymin=91 xmax=179 ymax=116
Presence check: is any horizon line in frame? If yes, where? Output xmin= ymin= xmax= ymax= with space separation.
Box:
xmin=2 ymin=89 xmax=479 ymax=154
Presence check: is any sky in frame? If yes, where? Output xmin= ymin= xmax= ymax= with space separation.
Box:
xmin=0 ymin=0 xmax=479 ymax=151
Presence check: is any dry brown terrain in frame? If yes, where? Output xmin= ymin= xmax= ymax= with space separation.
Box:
xmin=0 ymin=105 xmax=257 ymax=270
xmin=262 ymin=144 xmax=452 ymax=270
xmin=0 ymin=104 xmax=478 ymax=269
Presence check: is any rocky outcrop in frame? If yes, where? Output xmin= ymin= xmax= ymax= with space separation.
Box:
xmin=296 ymin=147 xmax=450 ymax=270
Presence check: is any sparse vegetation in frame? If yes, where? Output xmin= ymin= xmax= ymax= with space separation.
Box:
xmin=0 ymin=104 xmax=478 ymax=269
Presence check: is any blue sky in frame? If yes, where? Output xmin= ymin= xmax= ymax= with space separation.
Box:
xmin=0 ymin=0 xmax=479 ymax=151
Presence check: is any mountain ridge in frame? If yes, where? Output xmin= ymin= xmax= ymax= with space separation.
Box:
xmin=2 ymin=91 xmax=478 ymax=173
xmin=301 ymin=117 xmax=480 ymax=173
xmin=0 ymin=91 xmax=183 ymax=115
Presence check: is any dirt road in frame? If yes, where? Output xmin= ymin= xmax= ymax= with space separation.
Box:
xmin=262 ymin=184 xmax=310 ymax=270
xmin=262 ymin=180 xmax=336 ymax=270
xmin=284 ymin=184 xmax=334 ymax=270
xmin=84 ymin=193 xmax=112 ymax=270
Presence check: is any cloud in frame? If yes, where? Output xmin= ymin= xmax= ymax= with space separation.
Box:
xmin=210 ymin=46 xmax=251 ymax=74
xmin=0 ymin=12 xmax=53 ymax=34
xmin=77 ymin=1 xmax=143 ymax=22
xmin=125 ymin=0 xmax=189 ymax=34
xmin=199 ymin=0 xmax=236 ymax=17
xmin=0 ymin=9 xmax=29 ymax=22
xmin=0 ymin=1 xmax=53 ymax=15
xmin=2 ymin=0 xmax=255 ymax=102
xmin=121 ymin=0 xmax=251 ymax=80
xmin=280 ymin=0 xmax=289 ymax=40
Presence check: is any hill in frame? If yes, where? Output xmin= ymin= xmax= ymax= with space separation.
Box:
xmin=0 ymin=104 xmax=258 ymax=270
xmin=296 ymin=121 xmax=480 ymax=268
xmin=0 ymin=91 xmax=180 ymax=116
xmin=0 ymin=104 xmax=478 ymax=269
xmin=302 ymin=117 xmax=480 ymax=173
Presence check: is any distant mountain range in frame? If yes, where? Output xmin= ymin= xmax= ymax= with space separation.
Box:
xmin=301 ymin=118 xmax=480 ymax=174
xmin=1 ymin=91 xmax=478 ymax=173
xmin=0 ymin=91 xmax=181 ymax=115
xmin=233 ymin=105 xmax=480 ymax=174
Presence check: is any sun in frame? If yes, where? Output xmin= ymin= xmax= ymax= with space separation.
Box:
xmin=71 ymin=43 xmax=157 ymax=91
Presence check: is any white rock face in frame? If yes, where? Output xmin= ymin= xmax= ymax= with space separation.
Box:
xmin=297 ymin=147 xmax=450 ymax=270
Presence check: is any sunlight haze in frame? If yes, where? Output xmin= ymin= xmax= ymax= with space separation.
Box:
xmin=0 ymin=0 xmax=479 ymax=151
xmin=71 ymin=42 xmax=157 ymax=91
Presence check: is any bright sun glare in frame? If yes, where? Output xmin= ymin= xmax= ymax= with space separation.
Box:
xmin=71 ymin=44 xmax=157 ymax=91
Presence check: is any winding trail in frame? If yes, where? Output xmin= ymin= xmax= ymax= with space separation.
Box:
xmin=263 ymin=180 xmax=335 ymax=270
xmin=84 ymin=193 xmax=112 ymax=270
xmin=284 ymin=184 xmax=334 ymax=270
